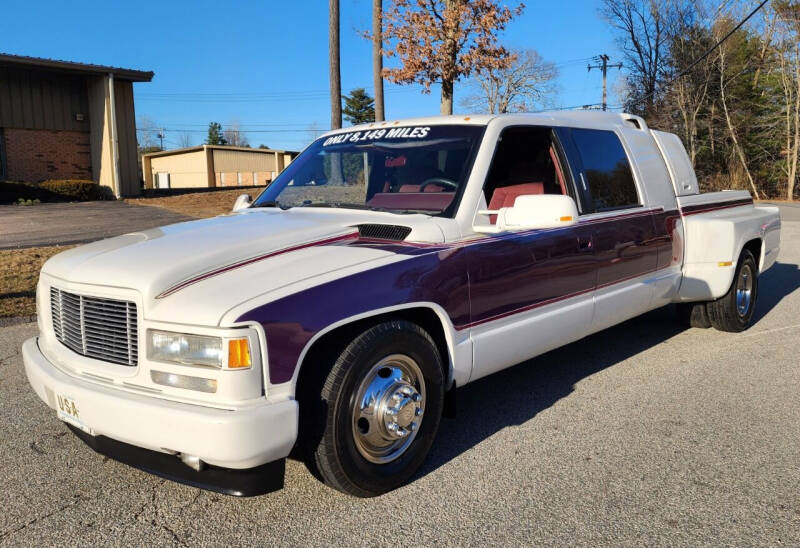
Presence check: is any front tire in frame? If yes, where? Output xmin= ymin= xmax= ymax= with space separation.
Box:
xmin=302 ymin=320 xmax=444 ymax=497
xmin=707 ymin=249 xmax=758 ymax=332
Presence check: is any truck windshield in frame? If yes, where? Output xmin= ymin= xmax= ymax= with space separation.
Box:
xmin=252 ymin=125 xmax=485 ymax=216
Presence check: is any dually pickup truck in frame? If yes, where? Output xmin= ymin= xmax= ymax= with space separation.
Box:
xmin=23 ymin=112 xmax=781 ymax=497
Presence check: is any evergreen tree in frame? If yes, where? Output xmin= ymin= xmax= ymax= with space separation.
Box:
xmin=343 ymin=88 xmax=376 ymax=125
xmin=205 ymin=122 xmax=227 ymax=145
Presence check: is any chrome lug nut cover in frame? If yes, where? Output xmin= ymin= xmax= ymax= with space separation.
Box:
xmin=351 ymin=354 xmax=427 ymax=464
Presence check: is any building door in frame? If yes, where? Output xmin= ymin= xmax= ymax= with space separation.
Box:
xmin=156 ymin=172 xmax=170 ymax=189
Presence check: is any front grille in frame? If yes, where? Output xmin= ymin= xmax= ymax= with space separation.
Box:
xmin=50 ymin=287 xmax=138 ymax=366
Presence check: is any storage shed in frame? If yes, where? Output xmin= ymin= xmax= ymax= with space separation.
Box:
xmin=142 ymin=145 xmax=297 ymax=189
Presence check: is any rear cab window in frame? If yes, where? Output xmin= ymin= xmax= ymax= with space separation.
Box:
xmin=564 ymin=128 xmax=641 ymax=213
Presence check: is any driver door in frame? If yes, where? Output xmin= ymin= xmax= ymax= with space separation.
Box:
xmin=467 ymin=126 xmax=597 ymax=381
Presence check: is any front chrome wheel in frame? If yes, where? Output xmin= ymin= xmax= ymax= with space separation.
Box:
xmin=736 ymin=263 xmax=753 ymax=317
xmin=351 ymin=354 xmax=426 ymax=464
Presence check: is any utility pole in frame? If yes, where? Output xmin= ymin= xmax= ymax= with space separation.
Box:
xmin=329 ymin=0 xmax=342 ymax=130
xmin=157 ymin=128 xmax=165 ymax=150
xmin=587 ymin=54 xmax=622 ymax=111
xmin=372 ymin=0 xmax=384 ymax=121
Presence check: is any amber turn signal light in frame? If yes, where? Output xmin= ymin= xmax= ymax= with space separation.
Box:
xmin=228 ymin=338 xmax=252 ymax=369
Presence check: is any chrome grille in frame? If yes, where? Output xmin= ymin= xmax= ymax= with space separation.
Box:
xmin=50 ymin=287 xmax=138 ymax=366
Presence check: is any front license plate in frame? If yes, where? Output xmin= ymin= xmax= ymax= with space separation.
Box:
xmin=56 ymin=394 xmax=93 ymax=435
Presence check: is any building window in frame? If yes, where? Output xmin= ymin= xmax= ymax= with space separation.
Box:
xmin=570 ymin=128 xmax=640 ymax=212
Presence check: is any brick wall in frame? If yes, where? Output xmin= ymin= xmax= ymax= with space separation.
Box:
xmin=3 ymin=128 xmax=92 ymax=182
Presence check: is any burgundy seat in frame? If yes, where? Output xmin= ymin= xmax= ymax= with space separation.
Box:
xmin=398 ymin=184 xmax=445 ymax=193
xmin=488 ymin=182 xmax=545 ymax=210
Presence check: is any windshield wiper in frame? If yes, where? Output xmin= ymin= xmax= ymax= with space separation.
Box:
xmin=293 ymin=201 xmax=436 ymax=215
xmin=253 ymin=200 xmax=291 ymax=210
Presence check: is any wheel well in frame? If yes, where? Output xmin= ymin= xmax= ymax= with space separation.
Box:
xmin=296 ymin=307 xmax=452 ymax=393
xmin=742 ymin=238 xmax=762 ymax=269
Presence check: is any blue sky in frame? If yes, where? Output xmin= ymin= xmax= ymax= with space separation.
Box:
xmin=3 ymin=0 xmax=623 ymax=151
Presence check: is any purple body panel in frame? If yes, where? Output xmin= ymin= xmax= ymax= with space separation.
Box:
xmin=236 ymin=208 xmax=674 ymax=385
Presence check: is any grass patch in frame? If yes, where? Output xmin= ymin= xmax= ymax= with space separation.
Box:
xmin=125 ymin=189 xmax=260 ymax=219
xmin=0 ymin=245 xmax=75 ymax=318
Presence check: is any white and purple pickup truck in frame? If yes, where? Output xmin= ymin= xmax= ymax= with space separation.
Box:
xmin=23 ymin=112 xmax=781 ymax=497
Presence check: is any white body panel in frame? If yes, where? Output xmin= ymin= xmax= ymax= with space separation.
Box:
xmin=651 ymin=130 xmax=700 ymax=196
xmin=22 ymin=111 xmax=782 ymax=477
xmin=23 ymin=338 xmax=297 ymax=469
xmin=677 ymin=198 xmax=781 ymax=300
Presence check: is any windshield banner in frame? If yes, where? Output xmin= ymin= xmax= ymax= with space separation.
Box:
xmin=322 ymin=126 xmax=431 ymax=146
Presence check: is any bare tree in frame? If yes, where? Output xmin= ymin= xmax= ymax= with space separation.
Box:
xmin=773 ymin=1 xmax=800 ymax=200
xmin=663 ymin=13 xmax=716 ymax=167
xmin=715 ymin=19 xmax=760 ymax=199
xmin=136 ymin=115 xmax=160 ymax=150
xmin=373 ymin=0 xmax=385 ymax=121
xmin=600 ymin=0 xmax=684 ymax=116
xmin=223 ymin=120 xmax=249 ymax=147
xmin=306 ymin=122 xmax=324 ymax=144
xmin=330 ymin=0 xmax=342 ymax=129
xmin=460 ymin=50 xmax=558 ymax=114
xmin=177 ymin=131 xmax=194 ymax=148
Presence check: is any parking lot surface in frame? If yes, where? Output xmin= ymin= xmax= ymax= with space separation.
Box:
xmin=0 ymin=218 xmax=798 ymax=546
xmin=0 ymin=202 xmax=192 ymax=250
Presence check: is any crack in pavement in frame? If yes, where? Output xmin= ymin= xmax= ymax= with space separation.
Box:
xmin=132 ymin=479 xmax=191 ymax=547
xmin=0 ymin=348 xmax=20 ymax=366
xmin=0 ymin=494 xmax=83 ymax=542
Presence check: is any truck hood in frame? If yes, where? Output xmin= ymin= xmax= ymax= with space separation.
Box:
xmin=43 ymin=208 xmax=440 ymax=325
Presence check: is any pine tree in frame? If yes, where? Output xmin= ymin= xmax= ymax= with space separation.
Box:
xmin=205 ymin=122 xmax=227 ymax=145
xmin=343 ymin=88 xmax=376 ymax=125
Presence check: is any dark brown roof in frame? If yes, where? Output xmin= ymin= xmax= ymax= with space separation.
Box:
xmin=0 ymin=53 xmax=153 ymax=82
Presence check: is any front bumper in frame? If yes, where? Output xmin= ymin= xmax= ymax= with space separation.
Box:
xmin=23 ymin=337 xmax=298 ymax=486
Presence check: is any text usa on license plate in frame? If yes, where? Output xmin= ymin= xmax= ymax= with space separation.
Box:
xmin=56 ymin=394 xmax=93 ymax=435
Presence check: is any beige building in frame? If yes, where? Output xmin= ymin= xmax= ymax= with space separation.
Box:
xmin=142 ymin=145 xmax=297 ymax=190
xmin=0 ymin=53 xmax=152 ymax=197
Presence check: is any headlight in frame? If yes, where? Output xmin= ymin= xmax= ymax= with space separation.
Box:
xmin=149 ymin=330 xmax=223 ymax=367
xmin=148 ymin=330 xmax=252 ymax=370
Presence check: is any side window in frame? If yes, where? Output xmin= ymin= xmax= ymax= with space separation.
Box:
xmin=483 ymin=127 xmax=573 ymax=209
xmin=571 ymin=128 xmax=639 ymax=212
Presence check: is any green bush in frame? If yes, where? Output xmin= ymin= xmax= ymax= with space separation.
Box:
xmin=38 ymin=180 xmax=112 ymax=201
xmin=0 ymin=180 xmax=112 ymax=204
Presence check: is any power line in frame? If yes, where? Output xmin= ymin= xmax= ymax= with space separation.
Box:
xmin=587 ymin=54 xmax=623 ymax=111
xmin=629 ymin=0 xmax=769 ymax=109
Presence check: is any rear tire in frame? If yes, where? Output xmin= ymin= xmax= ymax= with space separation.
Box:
xmin=706 ymin=249 xmax=758 ymax=332
xmin=301 ymin=320 xmax=444 ymax=497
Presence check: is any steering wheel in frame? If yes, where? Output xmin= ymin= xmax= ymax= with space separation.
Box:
xmin=419 ymin=177 xmax=458 ymax=192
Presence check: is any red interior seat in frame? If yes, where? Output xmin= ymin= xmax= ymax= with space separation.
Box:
xmin=488 ymin=182 xmax=545 ymax=210
xmin=399 ymin=184 xmax=444 ymax=193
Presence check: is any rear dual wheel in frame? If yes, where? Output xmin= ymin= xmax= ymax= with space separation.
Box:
xmin=300 ymin=320 xmax=444 ymax=497
xmin=678 ymin=249 xmax=758 ymax=332
xmin=706 ymin=249 xmax=758 ymax=332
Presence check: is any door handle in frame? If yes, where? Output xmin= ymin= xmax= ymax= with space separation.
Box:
xmin=578 ymin=237 xmax=593 ymax=251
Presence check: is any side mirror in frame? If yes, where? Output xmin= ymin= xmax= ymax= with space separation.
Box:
xmin=232 ymin=194 xmax=252 ymax=212
xmin=475 ymin=194 xmax=578 ymax=233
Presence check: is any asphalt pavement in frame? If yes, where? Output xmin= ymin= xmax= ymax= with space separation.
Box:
xmin=0 ymin=214 xmax=798 ymax=546
xmin=0 ymin=202 xmax=192 ymax=250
